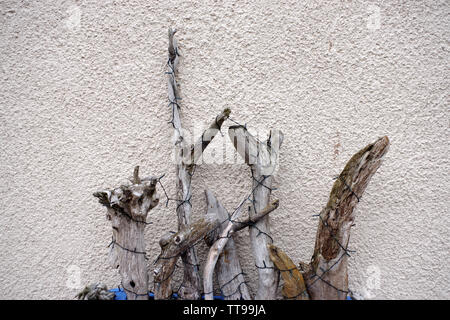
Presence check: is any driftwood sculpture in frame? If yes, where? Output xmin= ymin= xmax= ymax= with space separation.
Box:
xmin=84 ymin=28 xmax=390 ymax=301
xmin=267 ymin=136 xmax=389 ymax=300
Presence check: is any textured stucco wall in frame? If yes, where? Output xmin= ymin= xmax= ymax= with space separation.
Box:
xmin=0 ymin=0 xmax=448 ymax=299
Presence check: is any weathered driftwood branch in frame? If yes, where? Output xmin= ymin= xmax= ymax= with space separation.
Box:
xmin=153 ymin=214 xmax=219 ymax=300
xmin=228 ymin=125 xmax=283 ymax=299
xmin=93 ymin=166 xmax=159 ymax=300
xmin=203 ymin=197 xmax=279 ymax=300
xmin=167 ymin=27 xmax=201 ymax=299
xmin=202 ymin=195 xmax=245 ymax=301
xmin=203 ymin=190 xmax=252 ymax=300
xmin=167 ymin=28 xmax=230 ymax=299
xmin=267 ymin=245 xmax=309 ymax=300
xmin=301 ymin=136 xmax=390 ymax=300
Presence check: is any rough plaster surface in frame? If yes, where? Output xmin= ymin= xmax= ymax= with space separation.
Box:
xmin=0 ymin=0 xmax=448 ymax=299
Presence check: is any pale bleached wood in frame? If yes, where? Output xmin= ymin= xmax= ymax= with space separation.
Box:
xmin=167 ymin=28 xmax=231 ymax=299
xmin=228 ymin=125 xmax=283 ymax=299
xmin=167 ymin=27 xmax=201 ymax=299
xmin=203 ymin=196 xmax=280 ymax=300
xmin=93 ymin=166 xmax=159 ymax=300
xmin=153 ymin=214 xmax=220 ymax=300
xmin=302 ymin=136 xmax=390 ymax=300
xmin=203 ymin=192 xmax=246 ymax=301
xmin=203 ymin=189 xmax=252 ymax=300
xmin=267 ymin=244 xmax=310 ymax=300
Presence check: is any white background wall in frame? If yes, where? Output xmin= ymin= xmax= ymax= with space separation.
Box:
xmin=0 ymin=0 xmax=448 ymax=299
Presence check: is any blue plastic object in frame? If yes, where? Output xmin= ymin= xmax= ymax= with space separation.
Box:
xmin=109 ymin=288 xmax=224 ymax=300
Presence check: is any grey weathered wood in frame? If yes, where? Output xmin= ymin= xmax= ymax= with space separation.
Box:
xmin=203 ymin=194 xmax=280 ymax=300
xmin=167 ymin=27 xmax=202 ymax=300
xmin=302 ymin=136 xmax=390 ymax=300
xmin=203 ymin=191 xmax=249 ymax=300
xmin=167 ymin=28 xmax=231 ymax=299
xmin=153 ymin=214 xmax=220 ymax=300
xmin=203 ymin=190 xmax=252 ymax=300
xmin=93 ymin=166 xmax=159 ymax=300
xmin=228 ymin=125 xmax=283 ymax=299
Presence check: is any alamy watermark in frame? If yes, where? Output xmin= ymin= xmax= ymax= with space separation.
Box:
xmin=66 ymin=264 xmax=82 ymax=289
xmin=367 ymin=5 xmax=381 ymax=31
xmin=170 ymin=125 xmax=283 ymax=176
xmin=64 ymin=4 xmax=81 ymax=32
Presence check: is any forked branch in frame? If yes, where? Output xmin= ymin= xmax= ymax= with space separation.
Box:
xmin=167 ymin=27 xmax=231 ymax=299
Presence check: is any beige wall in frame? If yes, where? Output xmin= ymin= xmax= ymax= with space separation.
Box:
xmin=0 ymin=0 xmax=448 ymax=299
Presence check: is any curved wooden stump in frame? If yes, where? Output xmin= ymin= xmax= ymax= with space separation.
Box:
xmin=268 ymin=244 xmax=310 ymax=300
xmin=302 ymin=136 xmax=390 ymax=300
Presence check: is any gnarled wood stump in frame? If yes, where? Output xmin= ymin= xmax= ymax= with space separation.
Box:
xmin=93 ymin=166 xmax=159 ymax=300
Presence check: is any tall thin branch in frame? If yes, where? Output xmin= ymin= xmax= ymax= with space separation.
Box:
xmin=167 ymin=27 xmax=201 ymax=299
xmin=166 ymin=28 xmax=231 ymax=299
